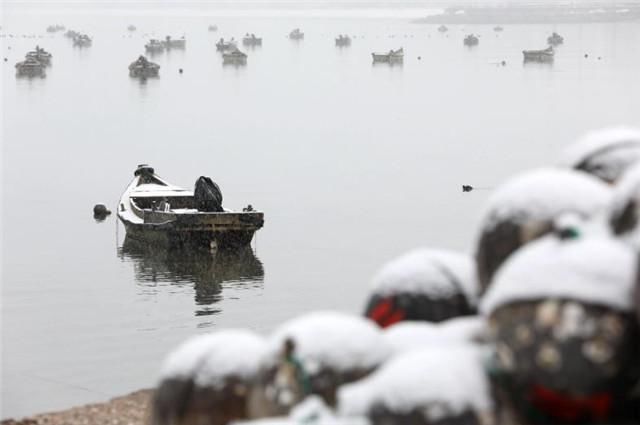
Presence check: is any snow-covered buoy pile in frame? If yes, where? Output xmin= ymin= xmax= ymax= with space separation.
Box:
xmin=474 ymin=168 xmax=610 ymax=293
xmin=152 ymin=330 xmax=266 ymax=425
xmin=338 ymin=346 xmax=492 ymax=425
xmin=559 ymin=127 xmax=640 ymax=184
xmin=247 ymin=312 xmax=391 ymax=418
xmin=150 ymin=127 xmax=640 ymax=425
xmin=364 ymin=249 xmax=478 ymax=326
xmin=481 ymin=233 xmax=640 ymax=424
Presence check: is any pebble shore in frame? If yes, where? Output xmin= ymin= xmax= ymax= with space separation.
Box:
xmin=1 ymin=390 xmax=152 ymax=425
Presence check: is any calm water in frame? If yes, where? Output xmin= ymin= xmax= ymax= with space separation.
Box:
xmin=2 ymin=6 xmax=640 ymax=418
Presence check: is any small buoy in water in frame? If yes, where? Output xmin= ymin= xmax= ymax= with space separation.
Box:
xmin=3 ymin=58 xmax=7 ymax=62
xmin=501 ymin=60 xmax=507 ymax=66
xmin=462 ymin=185 xmax=474 ymax=192
xmin=418 ymin=56 xmax=421 ymax=60
xmin=598 ymin=56 xmax=602 ymax=60
xmin=179 ymin=68 xmax=183 ymax=74
xmin=584 ymin=53 xmax=589 ymax=58
xmin=93 ymin=203 xmax=111 ymax=219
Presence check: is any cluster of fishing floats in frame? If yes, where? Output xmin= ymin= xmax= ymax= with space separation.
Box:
xmin=145 ymin=126 xmax=640 ymax=425
xmin=8 ymin=23 xmax=575 ymax=80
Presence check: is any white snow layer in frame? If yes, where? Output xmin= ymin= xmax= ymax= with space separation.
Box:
xmin=159 ymin=329 xmax=267 ymax=388
xmin=233 ymin=396 xmax=370 ymax=425
xmin=369 ymin=249 xmax=478 ymax=304
xmin=383 ymin=316 xmax=486 ymax=354
xmin=478 ymin=168 xmax=611 ymax=231
xmin=265 ymin=311 xmax=391 ymax=374
xmin=480 ymin=234 xmax=636 ymax=315
xmin=559 ymin=127 xmax=640 ymax=169
xmin=338 ymin=345 xmax=491 ymax=418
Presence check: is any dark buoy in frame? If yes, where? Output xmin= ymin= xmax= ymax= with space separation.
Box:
xmin=598 ymin=56 xmax=602 ymax=60
xmin=584 ymin=53 xmax=589 ymax=58
xmin=462 ymin=185 xmax=473 ymax=192
xmin=3 ymin=58 xmax=7 ymax=62
xmin=179 ymin=68 xmax=183 ymax=74
xmin=501 ymin=60 xmax=507 ymax=66
xmin=417 ymin=56 xmax=421 ymax=60
xmin=93 ymin=203 xmax=111 ymax=220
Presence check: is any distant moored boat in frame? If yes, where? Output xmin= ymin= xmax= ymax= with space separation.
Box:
xmin=242 ymin=33 xmax=262 ymax=46
xmin=128 ymin=55 xmax=160 ymax=77
xmin=335 ymin=34 xmax=351 ymax=47
xmin=523 ymin=46 xmax=554 ymax=62
xmin=372 ymin=47 xmax=404 ymax=63
xmin=15 ymin=56 xmax=46 ymax=77
xmin=289 ymin=28 xmax=304 ymax=40
xmin=463 ymin=34 xmax=479 ymax=46
xmin=547 ymin=32 xmax=564 ymax=46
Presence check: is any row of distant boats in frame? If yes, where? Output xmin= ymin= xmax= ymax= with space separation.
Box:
xmin=15 ymin=26 xmax=566 ymax=78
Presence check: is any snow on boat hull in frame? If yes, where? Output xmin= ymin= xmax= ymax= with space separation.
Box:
xmin=118 ymin=165 xmax=264 ymax=249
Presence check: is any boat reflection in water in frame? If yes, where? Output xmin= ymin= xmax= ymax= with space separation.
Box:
xmin=119 ymin=236 xmax=264 ymax=317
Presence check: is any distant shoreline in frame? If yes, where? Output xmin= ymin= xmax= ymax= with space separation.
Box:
xmin=414 ymin=4 xmax=640 ymax=24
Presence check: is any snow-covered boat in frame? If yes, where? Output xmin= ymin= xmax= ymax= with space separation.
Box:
xmin=46 ymin=24 xmax=65 ymax=33
xmin=522 ymin=46 xmax=554 ymax=62
xmin=117 ymin=165 xmax=263 ymax=249
xmin=289 ymin=28 xmax=304 ymax=40
xmin=372 ymin=48 xmax=404 ymax=63
xmin=208 ymin=24 xmax=218 ymax=32
xmin=242 ymin=34 xmax=262 ymax=46
xmin=15 ymin=56 xmax=46 ymax=77
xmin=127 ymin=25 xmax=137 ymax=32
xmin=438 ymin=25 xmax=448 ymax=32
xmin=72 ymin=34 xmax=92 ymax=47
xmin=335 ymin=34 xmax=351 ymax=47
xmin=216 ymin=38 xmax=237 ymax=52
xmin=464 ymin=34 xmax=479 ymax=46
xmin=547 ymin=32 xmax=564 ymax=46
xmin=163 ymin=35 xmax=186 ymax=49
xmin=222 ymin=48 xmax=247 ymax=64
xmin=26 ymin=46 xmax=52 ymax=65
xmin=128 ymin=55 xmax=160 ymax=78
xmin=145 ymin=39 xmax=165 ymax=53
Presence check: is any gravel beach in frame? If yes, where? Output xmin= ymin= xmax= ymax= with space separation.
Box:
xmin=1 ymin=390 xmax=152 ymax=425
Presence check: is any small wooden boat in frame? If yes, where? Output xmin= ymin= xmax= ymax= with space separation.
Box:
xmin=438 ymin=25 xmax=448 ymax=33
xmin=372 ymin=47 xmax=404 ymax=63
xmin=46 ymin=24 xmax=65 ymax=33
xmin=216 ymin=38 xmax=237 ymax=52
xmin=463 ymin=34 xmax=479 ymax=46
xmin=72 ymin=34 xmax=92 ymax=47
xmin=222 ymin=48 xmax=247 ymax=64
xmin=15 ymin=56 xmax=46 ymax=77
xmin=208 ymin=25 xmax=218 ymax=32
xmin=128 ymin=55 xmax=160 ymax=78
xmin=26 ymin=46 xmax=51 ymax=65
xmin=547 ymin=32 xmax=564 ymax=46
xmin=522 ymin=46 xmax=554 ymax=62
xmin=493 ymin=26 xmax=504 ymax=32
xmin=163 ymin=35 xmax=186 ymax=49
xmin=335 ymin=34 xmax=351 ymax=47
xmin=145 ymin=39 xmax=165 ymax=53
xmin=127 ymin=25 xmax=137 ymax=32
xmin=242 ymin=34 xmax=262 ymax=46
xmin=289 ymin=28 xmax=304 ymax=40
xmin=117 ymin=165 xmax=264 ymax=249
